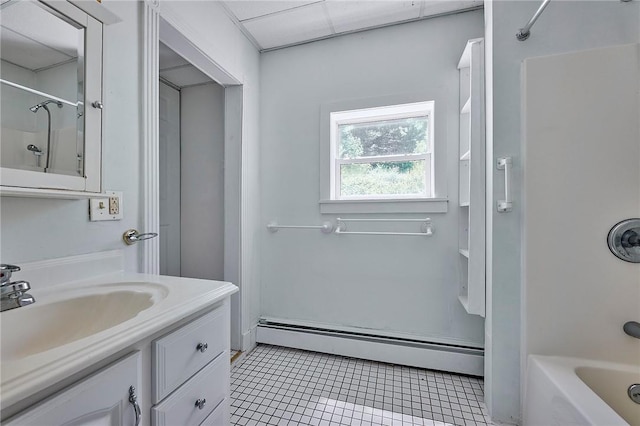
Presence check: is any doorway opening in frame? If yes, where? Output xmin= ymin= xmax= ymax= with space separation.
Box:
xmin=156 ymin=19 xmax=244 ymax=353
xmin=158 ymin=42 xmax=225 ymax=281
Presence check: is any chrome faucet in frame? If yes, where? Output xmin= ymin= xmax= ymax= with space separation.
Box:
xmin=1 ymin=264 xmax=35 ymax=312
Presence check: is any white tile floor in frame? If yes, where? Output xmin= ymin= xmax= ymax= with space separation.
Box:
xmin=230 ymin=345 xmax=493 ymax=426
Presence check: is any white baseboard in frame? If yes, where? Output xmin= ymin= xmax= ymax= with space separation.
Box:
xmin=257 ymin=325 xmax=484 ymax=377
xmin=260 ymin=316 xmax=483 ymax=349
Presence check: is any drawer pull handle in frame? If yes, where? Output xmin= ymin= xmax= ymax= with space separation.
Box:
xmin=129 ymin=386 xmax=141 ymax=426
xmin=195 ymin=398 xmax=207 ymax=410
xmin=196 ymin=342 xmax=208 ymax=353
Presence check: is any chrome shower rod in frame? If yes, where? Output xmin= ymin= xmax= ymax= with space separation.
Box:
xmin=0 ymin=79 xmax=78 ymax=107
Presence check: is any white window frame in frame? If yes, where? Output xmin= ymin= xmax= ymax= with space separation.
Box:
xmin=330 ymin=101 xmax=435 ymax=201
xmin=320 ymin=93 xmax=448 ymax=214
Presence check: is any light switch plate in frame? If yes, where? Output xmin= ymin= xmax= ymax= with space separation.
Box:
xmin=89 ymin=191 xmax=123 ymax=221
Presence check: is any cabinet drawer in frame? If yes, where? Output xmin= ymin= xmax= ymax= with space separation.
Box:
xmin=152 ymin=305 xmax=228 ymax=403
xmin=151 ymin=353 xmax=228 ymax=426
xmin=200 ymin=398 xmax=229 ymax=426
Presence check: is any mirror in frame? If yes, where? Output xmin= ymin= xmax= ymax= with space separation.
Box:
xmin=0 ymin=0 xmax=85 ymax=177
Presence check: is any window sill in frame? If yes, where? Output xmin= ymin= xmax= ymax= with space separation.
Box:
xmin=319 ymin=198 xmax=448 ymax=214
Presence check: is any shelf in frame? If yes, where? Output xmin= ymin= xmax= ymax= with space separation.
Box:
xmin=461 ymin=98 xmax=471 ymax=114
xmin=458 ymin=294 xmax=470 ymax=311
xmin=457 ymin=37 xmax=484 ymax=69
xmin=457 ymin=37 xmax=485 ymax=318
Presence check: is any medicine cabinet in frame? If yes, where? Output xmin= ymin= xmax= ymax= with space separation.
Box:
xmin=0 ymin=0 xmax=108 ymax=197
xmin=457 ymin=38 xmax=486 ymax=317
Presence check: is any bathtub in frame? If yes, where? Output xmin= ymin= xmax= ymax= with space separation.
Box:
xmin=524 ymin=355 xmax=640 ymax=426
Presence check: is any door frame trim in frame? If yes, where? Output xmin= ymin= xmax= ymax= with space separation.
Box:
xmin=142 ymin=0 xmax=245 ymax=350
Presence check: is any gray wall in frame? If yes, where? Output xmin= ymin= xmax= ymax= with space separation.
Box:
xmin=0 ymin=1 xmax=142 ymax=272
xmin=484 ymin=1 xmax=640 ymax=423
xmin=0 ymin=0 xmax=263 ymax=353
xmin=259 ymin=11 xmax=485 ymax=345
xmin=180 ymin=82 xmax=225 ymax=281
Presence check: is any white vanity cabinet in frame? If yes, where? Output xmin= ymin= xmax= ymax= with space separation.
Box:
xmin=4 ymin=352 xmax=142 ymax=426
xmin=2 ymin=303 xmax=232 ymax=426
xmin=0 ymin=253 xmax=238 ymax=426
xmin=151 ymin=304 xmax=231 ymax=425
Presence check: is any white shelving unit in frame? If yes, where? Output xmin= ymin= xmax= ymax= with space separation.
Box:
xmin=457 ymin=38 xmax=486 ymax=317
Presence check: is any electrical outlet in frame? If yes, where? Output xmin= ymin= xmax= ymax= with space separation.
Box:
xmin=89 ymin=190 xmax=123 ymax=221
xmin=109 ymin=196 xmax=119 ymax=215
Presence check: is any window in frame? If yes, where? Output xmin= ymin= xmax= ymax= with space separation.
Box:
xmin=329 ymin=101 xmax=434 ymax=200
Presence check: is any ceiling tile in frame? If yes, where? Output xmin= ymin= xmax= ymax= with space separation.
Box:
xmin=224 ymin=1 xmax=320 ymax=22
xmin=325 ymin=0 xmax=421 ymax=34
xmin=1 ymin=0 xmax=79 ymax=58
xmin=0 ymin=27 xmax=71 ymax=70
xmin=159 ymin=42 xmax=189 ymax=70
xmin=421 ymin=0 xmax=482 ymax=18
xmin=160 ymin=65 xmax=212 ymax=88
xmin=243 ymin=2 xmax=333 ymax=50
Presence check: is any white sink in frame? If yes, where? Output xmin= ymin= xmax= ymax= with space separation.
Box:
xmin=0 ymin=270 xmax=236 ymax=412
xmin=1 ymin=285 xmax=164 ymax=359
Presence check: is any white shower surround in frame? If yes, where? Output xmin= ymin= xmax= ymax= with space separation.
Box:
xmin=522 ymin=43 xmax=640 ymax=424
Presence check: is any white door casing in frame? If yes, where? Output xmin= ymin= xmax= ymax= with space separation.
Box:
xmin=142 ymin=0 xmax=248 ymax=351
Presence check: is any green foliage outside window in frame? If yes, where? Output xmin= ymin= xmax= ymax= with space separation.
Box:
xmin=339 ymin=117 xmax=428 ymax=160
xmin=341 ymin=161 xmax=426 ymax=196
xmin=338 ymin=116 xmax=428 ymax=196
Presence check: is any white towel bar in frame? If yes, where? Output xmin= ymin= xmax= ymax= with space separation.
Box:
xmin=335 ymin=218 xmax=434 ymax=236
xmin=336 ymin=217 xmax=429 ymax=223
xmin=267 ymin=221 xmax=334 ymax=234
xmin=334 ymin=229 xmax=432 ymax=237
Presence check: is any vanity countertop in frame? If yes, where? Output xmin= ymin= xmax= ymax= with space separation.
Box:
xmin=0 ymin=271 xmax=238 ymax=411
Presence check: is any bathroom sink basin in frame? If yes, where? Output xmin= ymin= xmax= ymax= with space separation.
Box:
xmin=1 ymin=285 xmax=163 ymax=359
xmin=0 ymin=268 xmax=237 ymax=415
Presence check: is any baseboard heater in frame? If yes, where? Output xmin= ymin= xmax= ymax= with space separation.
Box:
xmin=256 ymin=319 xmax=484 ymax=377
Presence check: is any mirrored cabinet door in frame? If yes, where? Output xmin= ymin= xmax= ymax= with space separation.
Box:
xmin=0 ymin=0 xmax=103 ymax=194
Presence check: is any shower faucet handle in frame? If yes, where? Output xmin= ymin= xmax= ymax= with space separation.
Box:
xmin=0 ymin=264 xmax=20 ymax=285
xmin=91 ymin=100 xmax=103 ymax=109
xmin=623 ymin=321 xmax=640 ymax=339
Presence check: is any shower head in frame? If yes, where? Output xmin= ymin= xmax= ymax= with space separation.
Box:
xmin=29 ymin=99 xmax=63 ymax=113
xmin=27 ymin=144 xmax=42 ymax=153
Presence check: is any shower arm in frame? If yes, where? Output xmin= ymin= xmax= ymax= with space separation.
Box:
xmin=516 ymin=0 xmax=551 ymax=41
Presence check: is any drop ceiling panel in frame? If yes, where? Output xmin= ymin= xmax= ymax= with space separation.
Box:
xmin=224 ymin=0 xmax=319 ymax=21
xmin=421 ymin=1 xmax=482 ymax=18
xmin=326 ymin=0 xmax=421 ymax=34
xmin=0 ymin=28 xmax=72 ymax=70
xmin=220 ymin=0 xmax=483 ymax=51
xmin=159 ymin=42 xmax=189 ymax=70
xmin=160 ymin=65 xmax=212 ymax=88
xmin=242 ymin=2 xmax=333 ymax=50
xmin=1 ymin=0 xmax=79 ymax=58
